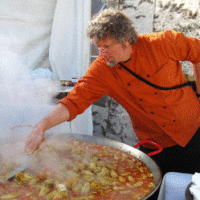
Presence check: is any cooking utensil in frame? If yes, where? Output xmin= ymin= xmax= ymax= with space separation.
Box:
xmin=0 ymin=125 xmax=32 ymax=182
xmin=41 ymin=133 xmax=163 ymax=200
xmin=0 ymin=154 xmax=29 ymax=182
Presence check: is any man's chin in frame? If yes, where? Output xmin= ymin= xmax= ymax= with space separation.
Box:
xmin=106 ymin=60 xmax=117 ymax=67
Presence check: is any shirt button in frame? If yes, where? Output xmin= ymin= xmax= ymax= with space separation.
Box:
xmin=147 ymin=75 xmax=150 ymax=77
xmin=173 ymin=120 xmax=176 ymax=122
xmin=139 ymin=99 xmax=143 ymax=101
xmin=154 ymin=92 xmax=157 ymax=95
xmin=128 ymin=83 xmax=131 ymax=86
xmin=151 ymin=111 xmax=154 ymax=114
xmin=162 ymin=125 xmax=165 ymax=127
xmin=163 ymin=106 xmax=166 ymax=109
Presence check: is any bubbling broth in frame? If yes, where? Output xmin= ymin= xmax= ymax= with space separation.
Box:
xmin=0 ymin=138 xmax=155 ymax=200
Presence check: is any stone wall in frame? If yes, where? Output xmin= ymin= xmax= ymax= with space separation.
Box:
xmin=92 ymin=0 xmax=200 ymax=145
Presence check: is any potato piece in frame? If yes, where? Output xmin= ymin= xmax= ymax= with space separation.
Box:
xmin=96 ymin=161 xmax=105 ymax=168
xmin=93 ymin=166 xmax=102 ymax=173
xmin=29 ymin=178 xmax=39 ymax=185
xmin=113 ymin=186 xmax=125 ymax=190
xmin=110 ymin=170 xmax=118 ymax=178
xmin=121 ymin=172 xmax=131 ymax=176
xmin=24 ymin=173 xmax=33 ymax=181
xmin=82 ymin=170 xmax=94 ymax=176
xmin=136 ymin=166 xmax=145 ymax=173
xmin=106 ymin=164 xmax=117 ymax=170
xmin=147 ymin=173 xmax=153 ymax=177
xmin=25 ymin=192 xmax=34 ymax=197
xmin=100 ymin=167 xmax=109 ymax=176
xmin=135 ymin=161 xmax=142 ymax=166
xmin=39 ymin=187 xmax=50 ymax=196
xmin=72 ymin=196 xmax=94 ymax=199
xmin=141 ymin=174 xmax=148 ymax=179
xmin=91 ymin=156 xmax=99 ymax=162
xmin=134 ymin=181 xmax=143 ymax=187
xmin=81 ymin=182 xmax=90 ymax=194
xmin=89 ymin=162 xmax=96 ymax=170
xmin=90 ymin=181 xmax=101 ymax=190
xmin=44 ymin=178 xmax=55 ymax=186
xmin=128 ymin=176 xmax=135 ymax=182
xmin=15 ymin=172 xmax=25 ymax=182
xmin=126 ymin=183 xmax=134 ymax=188
xmin=53 ymin=191 xmax=68 ymax=199
xmin=119 ymin=176 xmax=126 ymax=182
xmin=47 ymin=190 xmax=57 ymax=199
xmin=148 ymin=182 xmax=155 ymax=188
xmin=100 ymin=177 xmax=114 ymax=186
xmin=120 ymin=190 xmax=131 ymax=194
xmin=0 ymin=193 xmax=20 ymax=199
xmin=83 ymin=175 xmax=94 ymax=182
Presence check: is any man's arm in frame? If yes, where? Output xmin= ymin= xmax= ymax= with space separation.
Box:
xmin=25 ymin=103 xmax=70 ymax=154
xmin=193 ymin=63 xmax=200 ymax=96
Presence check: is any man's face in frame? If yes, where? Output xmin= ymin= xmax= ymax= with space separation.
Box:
xmin=95 ymin=37 xmax=132 ymax=67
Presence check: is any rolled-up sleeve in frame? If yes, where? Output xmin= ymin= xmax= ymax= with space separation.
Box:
xmin=59 ymin=60 xmax=109 ymax=121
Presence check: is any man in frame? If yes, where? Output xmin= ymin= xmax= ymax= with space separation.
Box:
xmin=25 ymin=9 xmax=200 ymax=177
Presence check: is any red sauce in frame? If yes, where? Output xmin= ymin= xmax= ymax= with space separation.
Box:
xmin=0 ymin=139 xmax=155 ymax=200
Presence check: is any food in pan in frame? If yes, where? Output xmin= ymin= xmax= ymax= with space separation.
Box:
xmin=0 ymin=160 xmax=21 ymax=181
xmin=0 ymin=139 xmax=155 ymax=200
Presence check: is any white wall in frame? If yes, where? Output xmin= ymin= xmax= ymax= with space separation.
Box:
xmin=49 ymin=0 xmax=92 ymax=80
xmin=0 ymin=0 xmax=57 ymax=71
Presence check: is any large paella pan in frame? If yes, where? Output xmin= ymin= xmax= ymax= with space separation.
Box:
xmin=0 ymin=133 xmax=162 ymax=200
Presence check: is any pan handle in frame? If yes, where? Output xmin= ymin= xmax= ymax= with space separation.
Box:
xmin=133 ymin=140 xmax=163 ymax=156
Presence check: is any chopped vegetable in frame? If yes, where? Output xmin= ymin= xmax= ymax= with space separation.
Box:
xmin=0 ymin=193 xmax=19 ymax=199
xmin=0 ymin=139 xmax=155 ymax=200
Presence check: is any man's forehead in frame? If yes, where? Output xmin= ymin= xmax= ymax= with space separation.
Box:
xmin=94 ymin=36 xmax=118 ymax=46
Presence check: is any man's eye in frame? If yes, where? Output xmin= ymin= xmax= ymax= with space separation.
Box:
xmin=97 ymin=44 xmax=112 ymax=49
xmin=103 ymin=45 xmax=111 ymax=48
xmin=98 ymin=46 xmax=107 ymax=49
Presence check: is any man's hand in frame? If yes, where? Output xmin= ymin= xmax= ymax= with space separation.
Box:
xmin=25 ymin=128 xmax=44 ymax=154
xmin=24 ymin=103 xmax=70 ymax=154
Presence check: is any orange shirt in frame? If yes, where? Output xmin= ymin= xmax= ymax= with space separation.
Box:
xmin=60 ymin=30 xmax=200 ymax=148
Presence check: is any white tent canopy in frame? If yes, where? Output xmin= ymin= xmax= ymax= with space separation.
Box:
xmin=0 ymin=0 xmax=91 ymax=81
xmin=49 ymin=0 xmax=91 ymax=80
xmin=0 ymin=0 xmax=93 ymax=137
xmin=0 ymin=0 xmax=56 ymax=71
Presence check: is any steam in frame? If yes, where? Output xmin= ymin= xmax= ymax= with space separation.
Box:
xmin=0 ymin=35 xmax=59 ymax=105
xmin=0 ymin=35 xmax=60 ymax=169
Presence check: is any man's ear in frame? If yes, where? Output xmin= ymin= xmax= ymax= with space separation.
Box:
xmin=122 ymin=40 xmax=131 ymax=49
xmin=125 ymin=40 xmax=131 ymax=47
